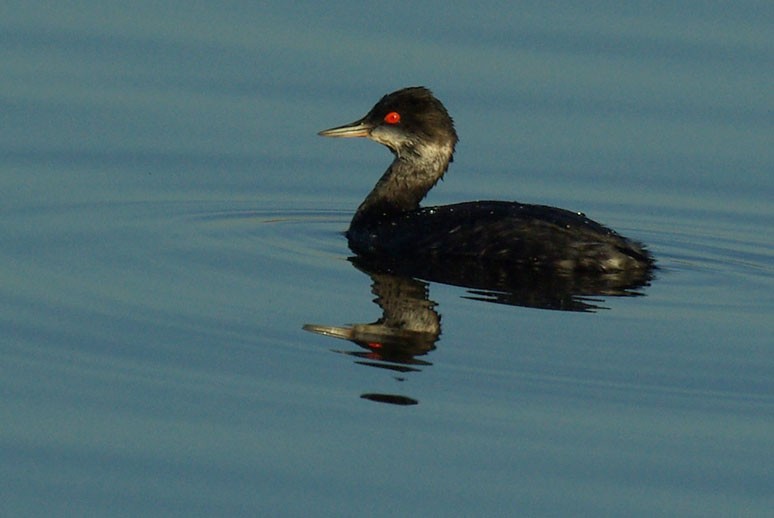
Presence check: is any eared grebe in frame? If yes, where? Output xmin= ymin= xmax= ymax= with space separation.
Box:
xmin=319 ymin=87 xmax=653 ymax=272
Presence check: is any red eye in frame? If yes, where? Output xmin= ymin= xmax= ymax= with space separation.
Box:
xmin=384 ymin=111 xmax=401 ymax=124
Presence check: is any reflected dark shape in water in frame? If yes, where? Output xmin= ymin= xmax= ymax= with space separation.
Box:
xmin=350 ymin=255 xmax=654 ymax=312
xmin=304 ymin=267 xmax=440 ymax=406
xmin=305 ymin=255 xmax=653 ymax=405
xmin=361 ymin=394 xmax=419 ymax=406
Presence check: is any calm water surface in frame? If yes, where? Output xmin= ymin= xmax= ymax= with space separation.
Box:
xmin=2 ymin=2 xmax=772 ymax=516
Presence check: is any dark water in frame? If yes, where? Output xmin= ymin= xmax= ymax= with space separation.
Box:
xmin=3 ymin=2 xmax=772 ymax=516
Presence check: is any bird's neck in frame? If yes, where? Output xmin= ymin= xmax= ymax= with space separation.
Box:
xmin=352 ymin=140 xmax=454 ymax=224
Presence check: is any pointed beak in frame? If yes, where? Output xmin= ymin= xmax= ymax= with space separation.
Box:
xmin=302 ymin=324 xmax=355 ymax=340
xmin=318 ymin=118 xmax=372 ymax=138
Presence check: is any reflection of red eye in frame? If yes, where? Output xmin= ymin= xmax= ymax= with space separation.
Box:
xmin=384 ymin=111 xmax=401 ymax=124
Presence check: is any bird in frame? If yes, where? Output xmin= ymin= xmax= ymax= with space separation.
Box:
xmin=319 ymin=86 xmax=654 ymax=272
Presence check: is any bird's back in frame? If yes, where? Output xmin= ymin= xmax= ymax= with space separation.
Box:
xmin=347 ymin=201 xmax=653 ymax=272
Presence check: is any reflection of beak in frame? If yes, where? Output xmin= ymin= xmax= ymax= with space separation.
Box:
xmin=303 ymin=324 xmax=355 ymax=340
xmin=318 ymin=118 xmax=372 ymax=138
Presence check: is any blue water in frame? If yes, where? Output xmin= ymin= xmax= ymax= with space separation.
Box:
xmin=2 ymin=2 xmax=772 ymax=516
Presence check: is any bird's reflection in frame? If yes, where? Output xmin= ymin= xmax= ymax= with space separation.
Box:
xmin=351 ymin=255 xmax=653 ymax=312
xmin=304 ymin=265 xmax=440 ymax=406
xmin=304 ymin=256 xmax=653 ymax=405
